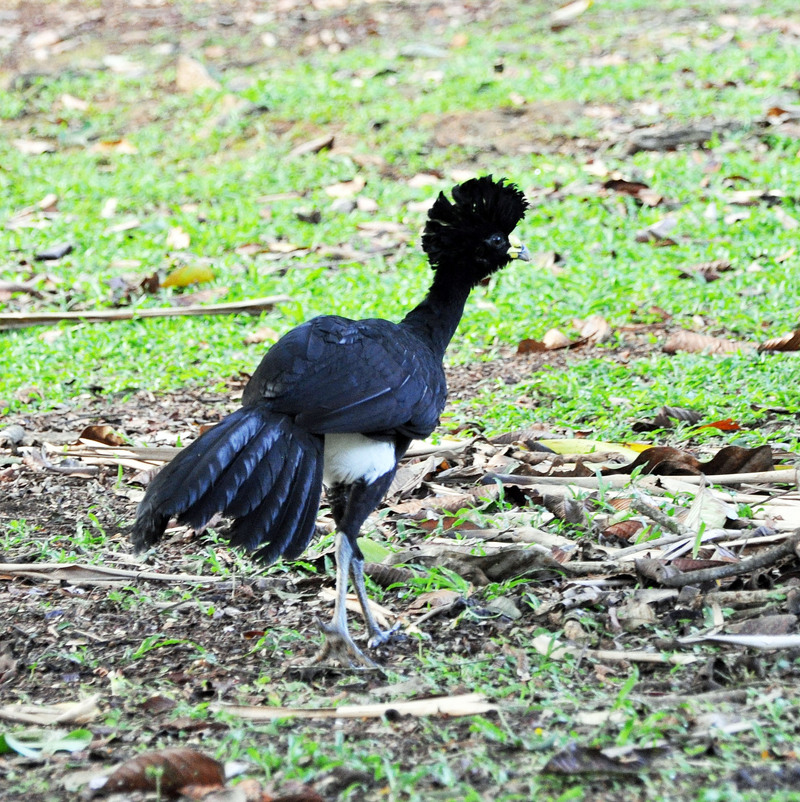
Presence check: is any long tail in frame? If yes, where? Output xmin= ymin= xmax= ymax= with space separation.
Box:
xmin=130 ymin=404 xmax=323 ymax=564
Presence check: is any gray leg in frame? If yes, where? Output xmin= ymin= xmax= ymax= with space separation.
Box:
xmin=309 ymin=533 xmax=378 ymax=668
xmin=350 ymin=555 xmax=400 ymax=648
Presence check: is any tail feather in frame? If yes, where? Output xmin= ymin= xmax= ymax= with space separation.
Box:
xmin=226 ymin=431 xmax=304 ymax=552
xmin=224 ymin=420 xmax=292 ymax=519
xmin=249 ymin=443 xmax=322 ymax=564
xmin=282 ymin=453 xmax=324 ymax=561
xmin=130 ymin=404 xmax=324 ymax=563
xmin=181 ymin=417 xmax=283 ymax=530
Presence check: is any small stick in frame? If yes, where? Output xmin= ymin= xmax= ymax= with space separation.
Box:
xmin=485 ymin=469 xmax=799 ymax=489
xmin=637 ymin=531 xmax=800 ymax=588
xmin=0 ymin=294 xmax=289 ymax=330
xmin=631 ymin=493 xmax=694 ymax=538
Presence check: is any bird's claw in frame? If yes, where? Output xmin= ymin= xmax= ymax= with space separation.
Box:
xmin=309 ymin=618 xmax=380 ymax=669
xmin=367 ymin=621 xmax=403 ymax=650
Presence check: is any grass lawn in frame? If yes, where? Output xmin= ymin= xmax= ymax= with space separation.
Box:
xmin=3 ymin=1 xmax=800 ymax=800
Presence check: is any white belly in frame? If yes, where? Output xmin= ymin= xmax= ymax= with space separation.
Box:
xmin=322 ymin=433 xmax=396 ymax=486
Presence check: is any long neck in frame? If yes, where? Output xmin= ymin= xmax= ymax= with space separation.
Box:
xmin=399 ymin=273 xmax=473 ymax=357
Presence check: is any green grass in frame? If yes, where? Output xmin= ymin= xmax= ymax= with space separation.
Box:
xmin=3 ymin=0 xmax=800 ymax=439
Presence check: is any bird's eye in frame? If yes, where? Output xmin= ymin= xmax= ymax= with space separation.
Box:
xmin=487 ymin=233 xmax=506 ymax=249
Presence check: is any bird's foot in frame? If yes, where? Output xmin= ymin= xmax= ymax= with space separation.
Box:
xmin=367 ymin=621 xmax=403 ymax=650
xmin=307 ymin=619 xmax=381 ymax=669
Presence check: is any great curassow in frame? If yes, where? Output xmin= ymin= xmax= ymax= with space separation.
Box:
xmin=131 ymin=176 xmax=529 ymax=666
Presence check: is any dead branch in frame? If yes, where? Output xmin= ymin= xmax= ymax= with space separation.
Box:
xmin=636 ymin=531 xmax=800 ymax=588
xmin=0 ymin=294 xmax=290 ymax=330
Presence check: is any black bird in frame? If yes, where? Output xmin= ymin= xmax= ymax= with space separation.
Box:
xmin=131 ymin=176 xmax=529 ymax=666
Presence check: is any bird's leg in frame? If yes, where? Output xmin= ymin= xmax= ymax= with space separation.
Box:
xmin=309 ymin=533 xmax=378 ymax=668
xmin=350 ymin=554 xmax=400 ymax=648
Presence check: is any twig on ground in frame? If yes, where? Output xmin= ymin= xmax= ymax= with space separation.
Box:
xmin=0 ymin=294 xmax=289 ymax=330
xmin=636 ymin=531 xmax=800 ymax=588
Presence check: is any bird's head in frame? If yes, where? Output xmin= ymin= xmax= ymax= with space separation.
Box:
xmin=421 ymin=175 xmax=529 ymax=285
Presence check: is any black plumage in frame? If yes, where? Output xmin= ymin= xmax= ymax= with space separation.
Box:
xmin=131 ymin=175 xmax=529 ymax=665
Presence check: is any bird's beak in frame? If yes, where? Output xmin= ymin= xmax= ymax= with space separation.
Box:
xmin=507 ymin=234 xmax=531 ymax=261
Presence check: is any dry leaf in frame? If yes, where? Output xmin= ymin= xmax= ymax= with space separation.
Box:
xmin=162 ymin=264 xmax=215 ymax=288
xmin=574 ymin=314 xmax=612 ymax=344
xmin=653 ymin=406 xmax=704 ymax=427
xmin=550 ymin=0 xmax=592 ymax=30
xmin=635 ymin=215 xmax=678 ymax=245
xmin=244 ymin=327 xmax=279 ymax=345
xmin=105 ymin=218 xmax=141 ymax=234
xmin=543 ymin=743 xmax=664 ymax=776
xmin=166 ymin=226 xmax=191 ymax=250
xmin=100 ymin=198 xmax=118 ymax=218
xmin=663 ymin=330 xmax=747 ymax=355
xmin=408 ymin=172 xmax=441 ymax=188
xmin=543 ymin=328 xmax=572 ymax=350
xmin=289 ymin=134 xmax=334 ymax=158
xmin=602 ymin=520 xmax=644 ymax=542
xmin=13 ymin=139 xmax=55 ymax=155
xmin=324 ymin=177 xmax=366 ymax=198
xmin=103 ymin=748 xmax=225 ymax=795
xmin=60 ymin=93 xmax=88 ymax=111
xmin=774 ymin=207 xmax=799 ymax=230
xmin=407 ymin=589 xmax=462 ymax=612
xmin=176 ymin=55 xmax=221 ymax=92
xmin=759 ymin=329 xmax=800 ymax=352
xmin=0 ymin=695 xmax=101 ymax=726
xmin=517 ymin=337 xmax=547 ymax=354
xmin=90 ymin=139 xmax=138 ymax=154
xmin=678 ymin=259 xmax=732 ymax=281
xmin=79 ymin=425 xmax=126 ymax=446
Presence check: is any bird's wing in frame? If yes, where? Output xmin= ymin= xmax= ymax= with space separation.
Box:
xmin=242 ymin=315 xmax=445 ymax=437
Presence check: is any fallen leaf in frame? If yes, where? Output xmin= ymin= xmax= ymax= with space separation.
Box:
xmin=678 ymin=258 xmax=733 ymax=281
xmin=543 ymin=742 xmax=666 ymax=776
xmin=103 ymin=54 xmax=145 ymax=76
xmin=105 ymin=218 xmax=141 ymax=234
xmin=100 ymin=198 xmax=118 ymax=218
xmin=653 ymin=406 xmax=704 ymax=428
xmin=543 ymin=328 xmax=572 ymax=349
xmin=407 ymin=589 xmax=462 ymax=612
xmin=324 ymin=177 xmax=366 ymax=198
xmin=408 ymin=172 xmax=442 ymax=188
xmin=176 ymin=55 xmax=221 ymax=92
xmin=701 ymin=444 xmax=773 ymax=475
xmin=60 ymin=93 xmax=89 ymax=111
xmin=759 ymin=329 xmax=800 ymax=352
xmin=102 ymin=748 xmax=225 ymax=795
xmin=516 ymin=337 xmax=547 ymax=354
xmin=166 ymin=226 xmax=191 ymax=250
xmin=574 ymin=314 xmax=612 ymax=344
xmin=550 ymin=0 xmax=592 ymax=30
xmin=90 ymin=139 xmax=138 ymax=154
xmin=602 ymin=520 xmax=645 ymax=542
xmin=663 ymin=330 xmax=748 ymax=355
xmin=288 ymin=134 xmax=335 ymax=158
xmin=0 ymin=696 xmax=101 ymax=726
xmin=243 ymin=327 xmax=279 ymax=345
xmin=635 ymin=215 xmax=678 ymax=245
xmin=79 ymin=425 xmax=126 ymax=446
xmin=162 ymin=264 xmax=215 ymax=288
xmin=34 ymin=242 xmax=73 ymax=261
xmin=13 ymin=139 xmax=55 ymax=155
xmin=773 ymin=207 xmax=799 ymax=230
xmin=697 ymin=418 xmax=741 ymax=432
